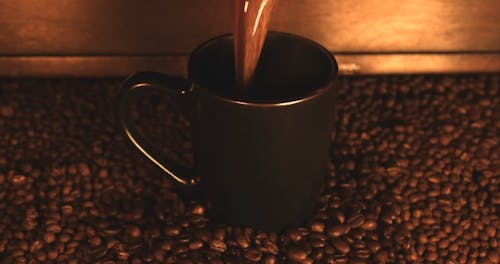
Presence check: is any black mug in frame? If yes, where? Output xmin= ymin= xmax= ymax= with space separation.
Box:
xmin=116 ymin=32 xmax=338 ymax=230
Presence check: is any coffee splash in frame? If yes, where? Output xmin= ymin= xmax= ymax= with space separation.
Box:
xmin=233 ymin=0 xmax=276 ymax=97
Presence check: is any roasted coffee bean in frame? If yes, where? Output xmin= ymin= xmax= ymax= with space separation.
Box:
xmin=332 ymin=255 xmax=348 ymax=264
xmin=46 ymin=224 xmax=62 ymax=233
xmin=154 ymin=248 xmax=165 ymax=262
xmin=262 ymin=255 xmax=277 ymax=264
xmin=11 ymin=249 xmax=25 ymax=258
xmin=350 ymin=240 xmax=366 ymax=250
xmin=243 ymin=249 xmax=262 ymax=262
xmin=127 ymin=240 xmax=144 ymax=252
xmin=43 ymin=232 xmax=56 ymax=244
xmin=188 ymin=240 xmax=204 ymax=250
xmin=311 ymin=249 xmax=324 ymax=261
xmin=88 ymin=245 xmax=108 ymax=259
xmin=349 ymin=257 xmax=368 ymax=264
xmin=355 ymin=248 xmax=371 ymax=259
xmin=25 ymin=208 xmax=39 ymax=219
xmin=101 ymin=226 xmax=122 ymax=236
xmin=486 ymin=250 xmax=499 ymax=263
xmin=159 ymin=239 xmax=173 ymax=251
xmin=59 ymin=233 xmax=72 ymax=243
xmin=117 ymin=251 xmax=129 ymax=261
xmin=86 ymin=226 xmax=97 ymax=237
xmin=424 ymin=250 xmax=439 ymax=261
xmin=164 ymin=225 xmax=181 ymax=237
xmin=438 ymin=238 xmax=450 ymax=249
xmin=78 ymin=163 xmax=91 ymax=177
xmin=35 ymin=251 xmax=47 ymax=262
xmin=67 ymin=241 xmax=79 ymax=249
xmin=192 ymin=229 xmax=211 ymax=242
xmin=321 ymin=245 xmax=333 ymax=256
xmin=61 ymin=205 xmax=73 ymax=215
xmin=0 ymin=105 xmax=14 ymax=117
xmin=375 ymin=250 xmax=389 ymax=263
xmin=361 ymin=219 xmax=377 ymax=231
xmin=66 ymin=246 xmax=77 ymax=255
xmin=47 ymin=248 xmax=60 ymax=260
xmin=88 ymin=236 xmax=102 ymax=247
xmin=209 ymin=240 xmax=227 ymax=253
xmin=349 ymin=228 xmax=366 ymax=241
xmin=190 ymin=204 xmax=205 ymax=215
xmin=310 ymin=221 xmax=325 ymax=233
xmin=286 ymin=246 xmax=307 ymax=262
xmin=127 ymin=226 xmax=142 ymax=238
xmin=332 ymin=239 xmax=350 ymax=254
xmin=485 ymin=226 xmax=497 ymax=237
xmin=311 ymin=239 xmax=325 ymax=248
xmin=23 ymin=219 xmax=37 ymax=231
xmin=235 ymin=234 xmax=250 ymax=249
xmin=12 ymin=174 xmax=26 ymax=185
xmin=330 ymin=210 xmax=346 ymax=224
xmin=310 ymin=232 xmax=327 ymax=243
xmin=263 ymin=239 xmax=279 ymax=255
xmin=347 ymin=214 xmax=365 ymax=229
xmin=366 ymin=239 xmax=381 ymax=253
xmin=17 ymin=240 xmax=28 ymax=252
xmin=213 ymin=228 xmax=225 ymax=241
xmin=327 ymin=224 xmax=346 ymax=238
xmin=287 ymin=230 xmax=303 ymax=242
xmin=30 ymin=240 xmax=44 ymax=253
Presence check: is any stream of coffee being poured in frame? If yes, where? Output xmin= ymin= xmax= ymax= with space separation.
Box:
xmin=233 ymin=0 xmax=276 ymax=98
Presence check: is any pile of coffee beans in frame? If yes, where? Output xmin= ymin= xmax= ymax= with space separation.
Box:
xmin=0 ymin=75 xmax=498 ymax=263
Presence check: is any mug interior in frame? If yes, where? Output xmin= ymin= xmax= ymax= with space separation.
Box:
xmin=188 ymin=32 xmax=338 ymax=104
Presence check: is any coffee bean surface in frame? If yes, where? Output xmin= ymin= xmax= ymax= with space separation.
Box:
xmin=0 ymin=75 xmax=498 ymax=263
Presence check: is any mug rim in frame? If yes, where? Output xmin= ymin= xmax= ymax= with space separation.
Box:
xmin=188 ymin=31 xmax=338 ymax=107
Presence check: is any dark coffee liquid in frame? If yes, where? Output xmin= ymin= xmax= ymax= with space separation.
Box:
xmin=232 ymin=0 xmax=276 ymax=97
xmin=192 ymin=33 xmax=333 ymax=103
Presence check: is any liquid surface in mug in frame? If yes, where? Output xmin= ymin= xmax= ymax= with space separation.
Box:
xmin=191 ymin=33 xmax=334 ymax=103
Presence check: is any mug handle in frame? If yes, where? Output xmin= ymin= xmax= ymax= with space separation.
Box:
xmin=115 ymin=71 xmax=198 ymax=186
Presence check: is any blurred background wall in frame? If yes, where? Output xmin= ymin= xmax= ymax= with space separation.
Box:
xmin=1 ymin=0 xmax=499 ymax=77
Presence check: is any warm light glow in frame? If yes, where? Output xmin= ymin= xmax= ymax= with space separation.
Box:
xmin=252 ymin=0 xmax=269 ymax=35
xmin=243 ymin=0 xmax=249 ymax=13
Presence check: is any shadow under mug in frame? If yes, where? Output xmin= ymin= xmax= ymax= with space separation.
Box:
xmin=115 ymin=31 xmax=338 ymax=231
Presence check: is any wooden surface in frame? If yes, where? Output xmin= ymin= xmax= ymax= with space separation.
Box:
xmin=0 ymin=0 xmax=499 ymax=55
xmin=1 ymin=54 xmax=499 ymax=77
xmin=0 ymin=0 xmax=499 ymax=76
